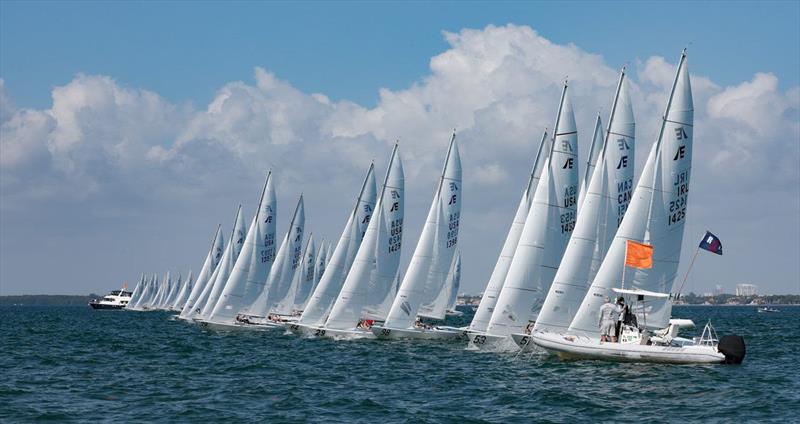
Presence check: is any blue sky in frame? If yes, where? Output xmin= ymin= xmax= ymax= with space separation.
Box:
xmin=1 ymin=1 xmax=798 ymax=296
xmin=2 ymin=1 xmax=798 ymax=108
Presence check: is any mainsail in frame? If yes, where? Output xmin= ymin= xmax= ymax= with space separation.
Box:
xmin=206 ymin=172 xmax=278 ymax=324
xmin=535 ymin=68 xmax=635 ymax=333
xmin=179 ymin=225 xmax=224 ymax=318
xmin=325 ymin=144 xmax=404 ymax=330
xmin=246 ymin=195 xmax=305 ymax=317
xmin=568 ymin=51 xmax=693 ymax=336
xmin=383 ymin=134 xmax=461 ymax=330
xmin=485 ymin=83 xmax=579 ymax=337
xmin=298 ymin=164 xmax=377 ymax=326
xmin=469 ymin=130 xmax=549 ymax=333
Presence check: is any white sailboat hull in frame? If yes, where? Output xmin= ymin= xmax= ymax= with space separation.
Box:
xmin=287 ymin=323 xmax=375 ymax=340
xmin=465 ymin=331 xmax=519 ymax=351
xmin=198 ymin=318 xmax=283 ymax=331
xmin=531 ymin=331 xmax=726 ymax=364
xmin=370 ymin=326 xmax=466 ymax=340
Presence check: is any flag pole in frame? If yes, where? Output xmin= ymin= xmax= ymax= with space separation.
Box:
xmin=621 ymin=242 xmax=628 ymax=290
xmin=675 ymin=247 xmax=700 ymax=299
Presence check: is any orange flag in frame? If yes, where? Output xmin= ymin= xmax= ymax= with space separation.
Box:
xmin=625 ymin=240 xmax=653 ymax=269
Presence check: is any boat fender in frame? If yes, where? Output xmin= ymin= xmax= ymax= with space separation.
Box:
xmin=718 ymin=335 xmax=746 ymax=364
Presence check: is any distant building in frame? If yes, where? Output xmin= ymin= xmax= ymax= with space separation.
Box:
xmin=715 ymin=285 xmax=724 ymax=295
xmin=736 ymin=284 xmax=757 ymax=296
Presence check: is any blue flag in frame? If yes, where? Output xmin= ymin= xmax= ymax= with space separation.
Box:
xmin=699 ymin=231 xmax=723 ymax=255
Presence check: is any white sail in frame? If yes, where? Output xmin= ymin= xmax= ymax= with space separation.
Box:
xmin=206 ymin=172 xmax=278 ymax=324
xmin=469 ymin=130 xmax=549 ymax=333
xmin=196 ymin=206 xmax=247 ymax=318
xmin=325 ymin=144 xmax=404 ymax=330
xmin=298 ymin=165 xmax=377 ymax=326
xmin=280 ymin=234 xmax=316 ymax=313
xmin=295 ymin=240 xmax=327 ymax=312
xmin=568 ymin=51 xmax=693 ymax=336
xmin=485 ymin=83 xmax=579 ymax=337
xmin=534 ymin=69 xmax=635 ymax=334
xmin=186 ymin=208 xmax=243 ymax=318
xmin=246 ymin=195 xmax=305 ymax=317
xmin=165 ymin=273 xmax=182 ymax=308
xmin=154 ymin=272 xmax=170 ymax=309
xmin=171 ymin=271 xmax=193 ymax=311
xmin=578 ymin=114 xmax=604 ymax=211
xmin=179 ymin=225 xmax=224 ymax=318
xmin=384 ymin=135 xmax=461 ymax=330
xmin=447 ymin=252 xmax=461 ymax=312
xmin=131 ymin=275 xmax=153 ymax=309
xmin=125 ymin=274 xmax=144 ymax=309
xmin=419 ymin=250 xmax=461 ymax=320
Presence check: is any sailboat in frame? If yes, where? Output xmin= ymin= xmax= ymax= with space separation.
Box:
xmin=470 ymin=82 xmax=579 ymax=350
xmin=185 ymin=206 xmax=246 ymax=320
xmin=468 ymin=130 xmax=549 ymax=335
xmin=235 ymin=195 xmax=305 ymax=328
xmin=196 ymin=206 xmax=247 ymax=319
xmin=124 ymin=274 xmax=145 ymax=310
xmin=272 ymin=233 xmax=316 ymax=320
xmin=289 ymin=164 xmax=377 ymax=336
xmin=530 ymin=51 xmax=746 ymax=364
xmin=418 ymin=251 xmax=462 ymax=321
xmin=517 ymin=67 xmax=636 ymax=348
xmin=170 ymin=271 xmax=193 ymax=311
xmin=373 ymin=133 xmax=462 ymax=340
xmin=178 ymin=225 xmax=225 ymax=319
xmin=202 ymin=172 xmax=278 ymax=329
xmin=306 ymin=144 xmax=404 ymax=339
xmin=297 ymin=240 xmax=328 ymax=312
xmin=290 ymin=236 xmax=323 ymax=314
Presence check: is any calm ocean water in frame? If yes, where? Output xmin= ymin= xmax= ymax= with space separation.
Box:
xmin=1 ymin=305 xmax=798 ymax=423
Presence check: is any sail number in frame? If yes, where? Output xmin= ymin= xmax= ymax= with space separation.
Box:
xmin=389 ymin=218 xmax=403 ymax=253
xmin=560 ymin=210 xmax=576 ymax=234
xmin=447 ymin=212 xmax=460 ymax=248
xmin=668 ymin=170 xmax=690 ymax=226
xmin=261 ymin=233 xmax=276 ymax=263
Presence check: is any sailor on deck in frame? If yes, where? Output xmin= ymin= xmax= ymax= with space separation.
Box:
xmin=599 ymin=296 xmax=621 ymax=342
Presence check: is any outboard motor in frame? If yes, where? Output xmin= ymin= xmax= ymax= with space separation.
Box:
xmin=718 ymin=335 xmax=746 ymax=364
